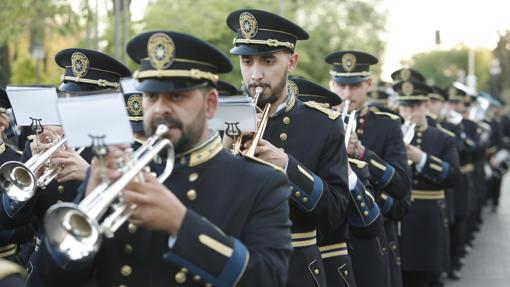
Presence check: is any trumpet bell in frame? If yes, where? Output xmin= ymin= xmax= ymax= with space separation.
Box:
xmin=0 ymin=161 xmax=36 ymax=202
xmin=44 ymin=202 xmax=102 ymax=262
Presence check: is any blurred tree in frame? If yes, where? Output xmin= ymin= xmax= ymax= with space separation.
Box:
xmin=493 ymin=31 xmax=510 ymax=102
xmin=141 ymin=0 xmax=387 ymax=89
xmin=0 ymin=0 xmax=80 ymax=86
xmin=411 ymin=46 xmax=492 ymax=91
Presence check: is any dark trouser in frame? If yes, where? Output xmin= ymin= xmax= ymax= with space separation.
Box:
xmin=489 ymin=177 xmax=502 ymax=207
xmin=449 ymin=216 xmax=466 ymax=270
xmin=402 ymin=271 xmax=432 ymax=287
xmin=385 ymin=221 xmax=403 ymax=287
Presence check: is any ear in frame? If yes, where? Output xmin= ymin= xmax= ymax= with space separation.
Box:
xmin=288 ymin=53 xmax=299 ymax=72
xmin=365 ymin=78 xmax=373 ymax=89
xmin=204 ymin=88 xmax=218 ymax=119
xmin=329 ymin=80 xmax=335 ymax=91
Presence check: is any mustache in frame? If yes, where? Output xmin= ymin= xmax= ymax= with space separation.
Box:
xmin=247 ymin=83 xmax=271 ymax=91
xmin=151 ymin=116 xmax=183 ymax=131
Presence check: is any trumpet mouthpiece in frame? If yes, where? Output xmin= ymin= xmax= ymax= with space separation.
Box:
xmin=155 ymin=125 xmax=169 ymax=136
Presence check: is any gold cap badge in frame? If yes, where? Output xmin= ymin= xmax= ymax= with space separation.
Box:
xmin=341 ymin=53 xmax=357 ymax=72
xmin=71 ymin=52 xmax=90 ymax=78
xmin=239 ymin=12 xmax=258 ymax=39
xmin=147 ymin=33 xmax=175 ymax=70
xmin=402 ymin=81 xmax=414 ymax=96
xmin=127 ymin=94 xmax=143 ymax=116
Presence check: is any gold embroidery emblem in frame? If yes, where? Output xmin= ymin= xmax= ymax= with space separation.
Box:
xmin=127 ymin=94 xmax=143 ymax=116
xmin=400 ymin=69 xmax=411 ymax=81
xmin=402 ymin=81 xmax=414 ymax=96
xmin=288 ymin=80 xmax=299 ymax=96
xmin=147 ymin=33 xmax=175 ymax=70
xmin=71 ymin=52 xmax=89 ymax=78
xmin=239 ymin=12 xmax=258 ymax=39
xmin=341 ymin=53 xmax=357 ymax=72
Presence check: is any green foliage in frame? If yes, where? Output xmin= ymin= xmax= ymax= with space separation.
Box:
xmin=10 ymin=55 xmax=37 ymax=84
xmin=142 ymin=0 xmax=387 ymax=88
xmin=411 ymin=46 xmax=492 ymax=91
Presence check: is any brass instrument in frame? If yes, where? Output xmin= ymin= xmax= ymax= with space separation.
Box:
xmin=232 ymin=87 xmax=264 ymax=155
xmin=402 ymin=120 xmax=416 ymax=145
xmin=37 ymin=146 xmax=86 ymax=189
xmin=43 ymin=124 xmax=174 ymax=262
xmin=0 ymin=137 xmax=69 ymax=203
xmin=344 ymin=110 xmax=357 ymax=148
xmin=243 ymin=102 xmax=271 ymax=158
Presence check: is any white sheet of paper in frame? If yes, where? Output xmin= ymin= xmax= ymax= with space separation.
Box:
xmin=209 ymin=97 xmax=257 ymax=133
xmin=6 ymin=86 xmax=61 ymax=126
xmin=57 ymin=93 xmax=134 ymax=147
xmin=120 ymin=77 xmax=140 ymax=95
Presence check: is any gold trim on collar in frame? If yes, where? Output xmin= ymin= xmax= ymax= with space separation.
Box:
xmin=62 ymin=76 xmax=119 ymax=88
xmin=233 ymin=38 xmax=294 ymax=49
xmin=0 ymin=142 xmax=5 ymax=155
xmin=285 ymin=88 xmax=296 ymax=112
xmin=359 ymin=106 xmax=369 ymax=117
xmin=177 ymin=133 xmax=223 ymax=167
xmin=133 ymin=69 xmax=219 ymax=82
xmin=129 ymin=116 xmax=144 ymax=121
xmin=329 ymin=70 xmax=371 ymax=77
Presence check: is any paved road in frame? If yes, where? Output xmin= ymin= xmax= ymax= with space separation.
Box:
xmin=446 ymin=174 xmax=510 ymax=287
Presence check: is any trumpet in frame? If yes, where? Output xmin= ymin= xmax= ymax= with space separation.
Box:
xmin=344 ymin=110 xmax=357 ymax=148
xmin=232 ymin=87 xmax=264 ymax=155
xmin=43 ymin=124 xmax=174 ymax=262
xmin=402 ymin=119 xmax=416 ymax=145
xmin=341 ymin=100 xmax=351 ymax=123
xmin=0 ymin=137 xmax=69 ymax=203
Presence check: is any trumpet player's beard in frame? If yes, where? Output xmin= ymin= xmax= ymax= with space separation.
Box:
xmin=146 ymin=108 xmax=206 ymax=154
xmin=248 ymin=72 xmax=287 ymax=109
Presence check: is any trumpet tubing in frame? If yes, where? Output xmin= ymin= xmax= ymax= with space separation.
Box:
xmin=44 ymin=124 xmax=175 ymax=262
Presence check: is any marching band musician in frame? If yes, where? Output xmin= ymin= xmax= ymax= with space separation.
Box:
xmin=327 ymin=51 xmax=412 ymax=287
xmin=290 ymin=76 xmax=383 ymax=287
xmin=395 ymin=80 xmax=460 ymax=287
xmin=35 ymin=30 xmax=293 ymax=287
xmin=225 ymin=9 xmax=351 ymax=286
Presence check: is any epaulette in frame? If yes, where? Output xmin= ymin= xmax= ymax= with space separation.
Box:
xmin=437 ymin=124 xmax=455 ymax=138
xmin=373 ymin=111 xmax=401 ymax=121
xmin=0 ymin=259 xmax=25 ymax=280
xmin=348 ymin=158 xmax=368 ymax=169
xmin=303 ymin=101 xmax=340 ymax=120
xmin=242 ymin=154 xmax=285 ymax=173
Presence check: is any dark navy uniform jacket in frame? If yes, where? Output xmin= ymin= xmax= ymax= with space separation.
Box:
xmin=400 ymin=124 xmax=459 ymax=272
xmin=36 ymin=134 xmax=293 ymax=287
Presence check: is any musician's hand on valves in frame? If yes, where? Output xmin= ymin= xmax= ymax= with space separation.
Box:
xmin=406 ymin=144 xmax=424 ymax=164
xmin=85 ymin=145 xmax=127 ymax=196
xmin=244 ymin=138 xmax=288 ymax=169
xmin=347 ymin=132 xmax=365 ymax=159
xmin=123 ymin=174 xmax=186 ymax=235
xmin=29 ymin=126 xmax=62 ymax=155
xmin=52 ymin=149 xmax=90 ymax=182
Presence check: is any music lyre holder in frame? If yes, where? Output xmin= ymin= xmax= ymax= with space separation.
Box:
xmin=89 ymin=134 xmax=109 ymax=183
xmin=30 ymin=117 xmax=44 ymax=153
